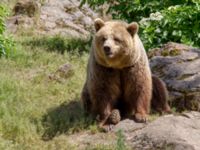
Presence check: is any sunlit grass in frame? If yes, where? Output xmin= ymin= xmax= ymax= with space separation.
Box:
xmin=0 ymin=34 xmax=96 ymax=149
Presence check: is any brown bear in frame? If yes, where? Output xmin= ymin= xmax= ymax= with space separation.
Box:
xmin=81 ymin=18 xmax=170 ymax=129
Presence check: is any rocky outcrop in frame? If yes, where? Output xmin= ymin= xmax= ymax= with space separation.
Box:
xmin=59 ymin=112 xmax=200 ymax=150
xmin=113 ymin=111 xmax=200 ymax=150
xmin=13 ymin=0 xmax=39 ymax=17
xmin=6 ymin=0 xmax=98 ymax=39
xmin=39 ymin=0 xmax=97 ymax=39
xmin=150 ymin=42 xmax=200 ymax=111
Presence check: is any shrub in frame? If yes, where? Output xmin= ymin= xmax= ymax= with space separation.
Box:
xmin=82 ymin=0 xmax=200 ymax=50
xmin=140 ymin=3 xmax=200 ymax=49
xmin=0 ymin=5 xmax=15 ymax=57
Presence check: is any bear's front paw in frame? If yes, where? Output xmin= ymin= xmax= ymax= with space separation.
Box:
xmin=135 ymin=113 xmax=148 ymax=123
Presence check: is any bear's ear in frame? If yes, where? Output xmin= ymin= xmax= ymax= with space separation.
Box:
xmin=127 ymin=22 xmax=139 ymax=36
xmin=94 ymin=18 xmax=105 ymax=32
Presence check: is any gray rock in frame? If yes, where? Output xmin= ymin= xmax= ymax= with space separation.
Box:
xmin=61 ymin=112 xmax=200 ymax=149
xmin=38 ymin=0 xmax=98 ymax=39
xmin=112 ymin=119 xmax=146 ymax=133
xmin=150 ymin=42 xmax=200 ymax=111
xmin=7 ymin=0 xmax=98 ymax=39
xmin=6 ymin=15 xmax=34 ymax=33
xmin=48 ymin=63 xmax=74 ymax=83
xmin=113 ymin=112 xmax=200 ymax=150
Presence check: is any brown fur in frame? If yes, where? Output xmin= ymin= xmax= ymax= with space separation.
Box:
xmin=81 ymin=18 xmax=170 ymax=128
xmin=152 ymin=75 xmax=171 ymax=114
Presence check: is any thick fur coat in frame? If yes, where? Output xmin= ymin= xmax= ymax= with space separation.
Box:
xmin=81 ymin=18 xmax=170 ymax=127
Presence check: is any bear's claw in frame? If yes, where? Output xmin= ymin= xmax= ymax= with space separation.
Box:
xmin=135 ymin=113 xmax=148 ymax=123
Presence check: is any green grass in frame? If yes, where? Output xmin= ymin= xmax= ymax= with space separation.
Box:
xmin=0 ymin=34 xmax=96 ymax=149
xmin=116 ymin=130 xmax=128 ymax=150
xmin=21 ymin=35 xmax=91 ymax=54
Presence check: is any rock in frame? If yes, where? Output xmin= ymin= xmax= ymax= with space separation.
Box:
xmin=150 ymin=42 xmax=200 ymax=111
xmin=56 ymin=64 xmax=74 ymax=79
xmin=66 ymin=132 xmax=117 ymax=149
xmin=7 ymin=0 xmax=98 ymax=39
xmin=113 ymin=111 xmax=200 ymax=150
xmin=48 ymin=63 xmax=74 ymax=83
xmin=13 ymin=0 xmax=39 ymax=17
xmin=6 ymin=0 xmax=40 ymax=32
xmin=6 ymin=14 xmax=35 ymax=34
xmin=48 ymin=112 xmax=200 ymax=149
xmin=112 ymin=119 xmax=145 ymax=133
xmin=39 ymin=0 xmax=97 ymax=39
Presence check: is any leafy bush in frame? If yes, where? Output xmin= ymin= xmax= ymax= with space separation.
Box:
xmin=140 ymin=3 xmax=200 ymax=49
xmin=0 ymin=5 xmax=15 ymax=57
xmin=82 ymin=0 xmax=200 ymax=49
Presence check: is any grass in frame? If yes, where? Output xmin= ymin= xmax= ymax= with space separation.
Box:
xmin=0 ymin=34 xmax=97 ymax=149
xmin=21 ymin=35 xmax=91 ymax=54
xmin=116 ymin=130 xmax=128 ymax=150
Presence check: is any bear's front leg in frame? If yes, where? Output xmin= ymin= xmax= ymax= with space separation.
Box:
xmin=90 ymin=79 xmax=121 ymax=130
xmin=95 ymin=102 xmax=112 ymax=127
xmin=87 ymin=63 xmax=121 ymax=129
xmin=82 ymin=81 xmax=119 ymax=131
xmin=134 ymin=90 xmax=151 ymax=122
xmin=134 ymin=73 xmax=152 ymax=122
xmin=123 ymin=89 xmax=151 ymax=122
xmin=122 ymin=67 xmax=152 ymax=122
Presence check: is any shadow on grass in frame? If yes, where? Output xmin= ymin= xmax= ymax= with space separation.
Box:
xmin=42 ymin=100 xmax=94 ymax=141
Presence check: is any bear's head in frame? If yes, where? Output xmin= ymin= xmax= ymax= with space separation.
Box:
xmin=93 ymin=18 xmax=141 ymax=69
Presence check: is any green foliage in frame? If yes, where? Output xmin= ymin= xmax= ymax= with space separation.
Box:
xmin=140 ymin=3 xmax=200 ymax=49
xmin=82 ymin=0 xmax=200 ymax=49
xmin=0 ymin=5 xmax=15 ymax=57
xmin=0 ymin=6 xmax=7 ymax=34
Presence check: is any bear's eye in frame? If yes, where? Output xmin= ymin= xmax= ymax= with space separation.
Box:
xmin=114 ymin=38 xmax=121 ymax=43
xmin=102 ymin=37 xmax=106 ymax=42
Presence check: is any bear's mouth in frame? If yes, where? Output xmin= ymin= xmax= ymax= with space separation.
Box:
xmin=105 ymin=51 xmax=114 ymax=58
xmin=106 ymin=53 xmax=114 ymax=58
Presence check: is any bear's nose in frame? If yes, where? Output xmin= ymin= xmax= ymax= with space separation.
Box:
xmin=103 ymin=46 xmax=111 ymax=55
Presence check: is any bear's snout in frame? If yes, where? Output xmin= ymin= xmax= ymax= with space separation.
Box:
xmin=103 ymin=46 xmax=112 ymax=56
